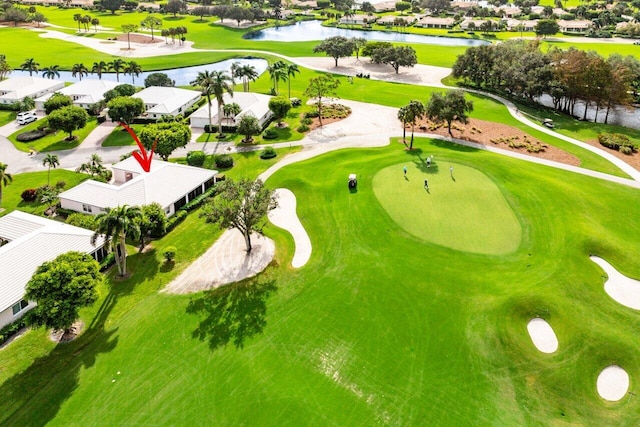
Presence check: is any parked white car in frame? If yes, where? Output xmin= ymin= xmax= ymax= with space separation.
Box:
xmin=16 ymin=111 xmax=37 ymax=125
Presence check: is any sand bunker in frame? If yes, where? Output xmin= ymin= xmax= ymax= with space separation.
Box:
xmin=527 ymin=318 xmax=558 ymax=354
xmin=268 ymin=188 xmax=311 ymax=268
xmin=590 ymin=256 xmax=640 ymax=310
xmin=597 ymin=365 xmax=629 ymax=401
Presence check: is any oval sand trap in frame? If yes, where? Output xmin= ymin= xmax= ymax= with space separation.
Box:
xmin=597 ymin=365 xmax=629 ymax=401
xmin=590 ymin=256 xmax=640 ymax=310
xmin=527 ymin=318 xmax=558 ymax=353
xmin=268 ymin=188 xmax=311 ymax=268
xmin=372 ymin=163 xmax=521 ymax=255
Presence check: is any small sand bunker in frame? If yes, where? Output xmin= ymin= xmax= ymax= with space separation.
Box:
xmin=268 ymin=188 xmax=311 ymax=268
xmin=590 ymin=256 xmax=640 ymax=310
xmin=597 ymin=365 xmax=629 ymax=401
xmin=527 ymin=318 xmax=558 ymax=354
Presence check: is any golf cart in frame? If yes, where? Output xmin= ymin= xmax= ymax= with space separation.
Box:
xmin=543 ymin=118 xmax=554 ymax=129
xmin=348 ymin=174 xmax=357 ymax=189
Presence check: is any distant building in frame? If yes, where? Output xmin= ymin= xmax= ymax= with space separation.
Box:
xmin=415 ymin=17 xmax=455 ymax=28
xmin=0 ymin=77 xmax=64 ymax=105
xmin=339 ymin=14 xmax=376 ymax=25
xmin=506 ymin=19 xmax=537 ymax=32
xmin=133 ymin=86 xmax=201 ymax=119
xmin=59 ymin=157 xmax=217 ymax=217
xmin=0 ymin=211 xmax=107 ymax=329
xmin=34 ymin=79 xmax=119 ymax=111
xmin=558 ymin=19 xmax=593 ymax=34
xmin=190 ymin=92 xmax=273 ymax=130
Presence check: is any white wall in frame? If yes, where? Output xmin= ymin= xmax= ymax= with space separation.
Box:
xmin=0 ymin=301 xmax=34 ymax=330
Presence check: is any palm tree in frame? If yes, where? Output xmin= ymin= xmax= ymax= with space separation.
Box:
xmin=222 ymin=102 xmax=241 ymax=125
xmin=20 ymin=58 xmax=40 ymax=76
xmin=267 ymin=61 xmax=287 ymax=95
xmin=42 ymin=65 xmax=60 ymax=80
xmin=73 ymin=13 xmax=82 ymax=31
xmin=82 ymin=15 xmax=91 ymax=31
xmin=42 ymin=154 xmax=59 ymax=186
xmin=231 ymin=63 xmax=259 ymax=92
xmin=109 ymin=58 xmax=126 ymax=82
xmin=92 ymin=61 xmax=108 ymax=80
xmin=124 ymin=61 xmax=142 ymax=84
xmin=192 ymin=70 xmax=234 ymax=135
xmin=91 ymin=18 xmax=100 ymax=32
xmin=191 ymin=70 xmax=216 ymax=132
xmin=71 ymin=63 xmax=88 ymax=81
xmin=285 ymin=63 xmax=300 ymax=99
xmin=403 ymin=100 xmax=425 ymax=150
xmin=0 ymin=163 xmax=13 ymax=209
xmin=0 ymin=55 xmax=12 ymax=80
xmin=397 ymin=105 xmax=409 ymax=144
xmin=91 ymin=205 xmax=142 ymax=277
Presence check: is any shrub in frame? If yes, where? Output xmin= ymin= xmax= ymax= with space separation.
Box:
xmin=0 ymin=315 xmax=30 ymax=347
xmin=66 ymin=213 xmax=98 ymax=230
xmin=100 ymin=252 xmax=115 ymax=271
xmin=297 ymin=124 xmax=310 ymax=132
xmin=180 ymin=186 xmax=217 ymax=212
xmin=16 ymin=130 xmax=47 ymax=142
xmin=163 ymin=246 xmax=177 ymax=263
xmin=167 ymin=210 xmax=188 ymax=232
xmin=301 ymin=117 xmax=313 ymax=125
xmin=186 ymin=150 xmax=206 ymax=167
xmin=260 ymin=146 xmax=277 ymax=159
xmin=21 ymin=188 xmax=37 ymax=202
xmin=598 ymin=133 xmax=637 ymax=152
xmin=304 ymin=110 xmax=319 ymax=119
xmin=262 ymin=128 xmax=278 ymax=140
xmin=214 ymin=154 xmax=234 ymax=169
xmin=620 ymin=145 xmax=634 ymax=155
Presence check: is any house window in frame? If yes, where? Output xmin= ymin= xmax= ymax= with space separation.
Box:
xmin=164 ymin=206 xmax=171 ymax=215
xmin=12 ymin=300 xmax=28 ymax=316
xmin=82 ymin=204 xmax=92 ymax=213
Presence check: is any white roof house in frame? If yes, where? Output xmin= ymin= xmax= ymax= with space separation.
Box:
xmin=415 ymin=17 xmax=455 ymax=28
xmin=506 ymin=19 xmax=537 ymax=31
xmin=34 ymin=79 xmax=119 ymax=111
xmin=190 ymin=92 xmax=273 ymax=130
xmin=133 ymin=86 xmax=201 ymax=119
xmin=0 ymin=211 xmax=107 ymax=329
xmin=59 ymin=157 xmax=217 ymax=217
xmin=558 ymin=19 xmax=593 ymax=33
xmin=0 ymin=77 xmax=65 ymax=105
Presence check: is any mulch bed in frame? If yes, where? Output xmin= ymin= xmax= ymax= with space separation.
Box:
xmin=408 ymin=117 xmax=580 ymax=167
xmin=584 ymin=138 xmax=640 ymax=171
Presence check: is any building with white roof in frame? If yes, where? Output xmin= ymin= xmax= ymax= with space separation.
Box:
xmin=0 ymin=211 xmax=107 ymax=329
xmin=415 ymin=17 xmax=455 ymax=28
xmin=133 ymin=86 xmax=201 ymax=119
xmin=34 ymin=79 xmax=119 ymax=111
xmin=190 ymin=92 xmax=273 ymax=130
xmin=0 ymin=76 xmax=65 ymax=105
xmin=558 ymin=19 xmax=593 ymax=34
xmin=59 ymin=157 xmax=217 ymax=217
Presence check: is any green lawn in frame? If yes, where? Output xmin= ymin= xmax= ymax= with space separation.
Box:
xmin=0 ymin=170 xmax=88 ymax=217
xmin=8 ymin=117 xmax=99 ymax=152
xmin=2 ymin=140 xmax=640 ymax=424
xmin=100 ymin=123 xmax=143 ymax=147
xmin=0 ymin=110 xmax=17 ymax=127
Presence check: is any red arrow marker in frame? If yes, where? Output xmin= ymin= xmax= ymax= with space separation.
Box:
xmin=120 ymin=122 xmax=157 ymax=172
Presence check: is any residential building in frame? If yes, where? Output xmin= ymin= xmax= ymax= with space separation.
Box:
xmin=190 ymin=92 xmax=273 ymax=130
xmin=415 ymin=17 xmax=455 ymax=28
xmin=0 ymin=77 xmax=64 ymax=105
xmin=34 ymin=79 xmax=119 ymax=111
xmin=0 ymin=211 xmax=107 ymax=329
xmin=59 ymin=157 xmax=217 ymax=217
xmin=133 ymin=86 xmax=201 ymax=119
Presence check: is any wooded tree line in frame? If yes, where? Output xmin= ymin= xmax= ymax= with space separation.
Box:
xmin=453 ymin=40 xmax=640 ymax=123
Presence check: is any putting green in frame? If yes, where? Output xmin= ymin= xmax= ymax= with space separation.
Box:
xmin=372 ymin=162 xmax=522 ymax=255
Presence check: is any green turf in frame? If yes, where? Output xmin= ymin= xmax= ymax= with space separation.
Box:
xmin=0 ymin=170 xmax=88 ymax=216
xmin=8 ymin=117 xmax=99 ymax=152
xmin=373 ymin=161 xmax=521 ymax=254
xmin=2 ymin=140 xmax=640 ymax=424
xmin=100 ymin=123 xmax=142 ymax=147
xmin=0 ymin=110 xmax=17 ymax=127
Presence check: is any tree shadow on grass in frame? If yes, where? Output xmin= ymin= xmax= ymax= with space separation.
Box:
xmin=186 ymin=279 xmax=277 ymax=351
xmin=0 ymin=286 xmax=122 ymax=426
xmin=429 ymin=138 xmax=481 ymax=153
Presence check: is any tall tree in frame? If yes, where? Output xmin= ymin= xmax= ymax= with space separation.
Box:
xmin=42 ymin=154 xmax=59 ymax=186
xmin=73 ymin=13 xmax=82 ymax=31
xmin=285 ymin=63 xmax=300 ymax=99
xmin=109 ymin=58 xmax=126 ymax=82
xmin=47 ymin=105 xmax=89 ymax=140
xmin=222 ymin=102 xmax=241 ymax=123
xmin=201 ymin=179 xmax=277 ymax=252
xmin=303 ymin=75 xmax=341 ymax=127
xmin=91 ymin=17 xmax=100 ymax=32
xmin=106 ymin=96 xmax=145 ymax=124
xmin=231 ymin=63 xmax=259 ymax=92
xmin=313 ymin=36 xmax=356 ymax=67
xmin=192 ymin=70 xmax=234 ymax=136
xmin=400 ymin=100 xmax=425 ymax=149
xmin=351 ymin=37 xmax=367 ymax=60
xmin=191 ymin=70 xmax=216 ymax=132
xmin=42 ymin=65 xmax=60 ymax=79
xmin=102 ymin=0 xmax=123 ymax=15
xmin=92 ymin=61 xmax=108 ymax=79
xmin=124 ymin=60 xmax=142 ymax=84
xmin=25 ymin=251 xmax=102 ymax=333
xmin=0 ymin=55 xmax=12 ymax=80
xmin=20 ymin=58 xmax=39 ymax=76
xmin=535 ymin=19 xmax=559 ymax=38
xmin=121 ymin=24 xmax=138 ymax=50
xmin=426 ymin=90 xmax=474 ymax=137
xmin=165 ymin=0 xmax=187 ymax=17
xmin=267 ymin=60 xmax=287 ymax=95
xmin=138 ymin=122 xmax=192 ymax=160
xmin=140 ymin=15 xmax=162 ymax=41
xmin=370 ymin=45 xmax=417 ymax=74
xmin=71 ymin=63 xmax=89 ymax=81
xmin=92 ymin=205 xmax=142 ymax=276
xmin=0 ymin=162 xmax=12 ymax=209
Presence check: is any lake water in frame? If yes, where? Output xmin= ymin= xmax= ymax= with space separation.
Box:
xmin=7 ymin=58 xmax=269 ymax=86
xmin=245 ymin=20 xmax=490 ymax=46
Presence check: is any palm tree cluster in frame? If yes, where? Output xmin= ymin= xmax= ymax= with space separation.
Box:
xmin=91 ymin=205 xmax=141 ymax=277
xmin=160 ymin=26 xmax=188 ymax=44
xmin=267 ymin=60 xmax=300 ymax=98
xmin=73 ymin=13 xmax=95 ymax=32
xmin=230 ymin=62 xmax=259 ymax=92
xmin=0 ymin=55 xmax=12 ymax=80
xmin=191 ymin=70 xmax=234 ymax=136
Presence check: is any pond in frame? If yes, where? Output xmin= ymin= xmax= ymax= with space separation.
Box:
xmin=7 ymin=58 xmax=269 ymax=86
xmin=245 ymin=20 xmax=490 ymax=46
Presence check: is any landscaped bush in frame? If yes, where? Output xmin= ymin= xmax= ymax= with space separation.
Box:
xmin=180 ymin=186 xmax=217 ymax=212
xmin=186 ymin=150 xmax=206 ymax=167
xmin=260 ymin=146 xmax=277 ymax=159
xmin=163 ymin=246 xmax=177 ymax=263
xmin=262 ymin=128 xmax=278 ymax=140
xmin=20 ymin=189 xmax=37 ymax=202
xmin=303 ymin=110 xmax=319 ymax=119
xmin=100 ymin=253 xmax=115 ymax=271
xmin=321 ymin=104 xmax=351 ymax=119
xmin=214 ymin=154 xmax=234 ymax=169
xmin=16 ymin=130 xmax=47 ymax=142
xmin=0 ymin=314 xmax=31 ymax=347
xmin=66 ymin=213 xmax=98 ymax=230
xmin=297 ymin=124 xmax=310 ymax=132
xmin=301 ymin=117 xmax=313 ymax=125
xmin=166 ymin=210 xmax=188 ymax=232
xmin=598 ymin=133 xmax=637 ymax=153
